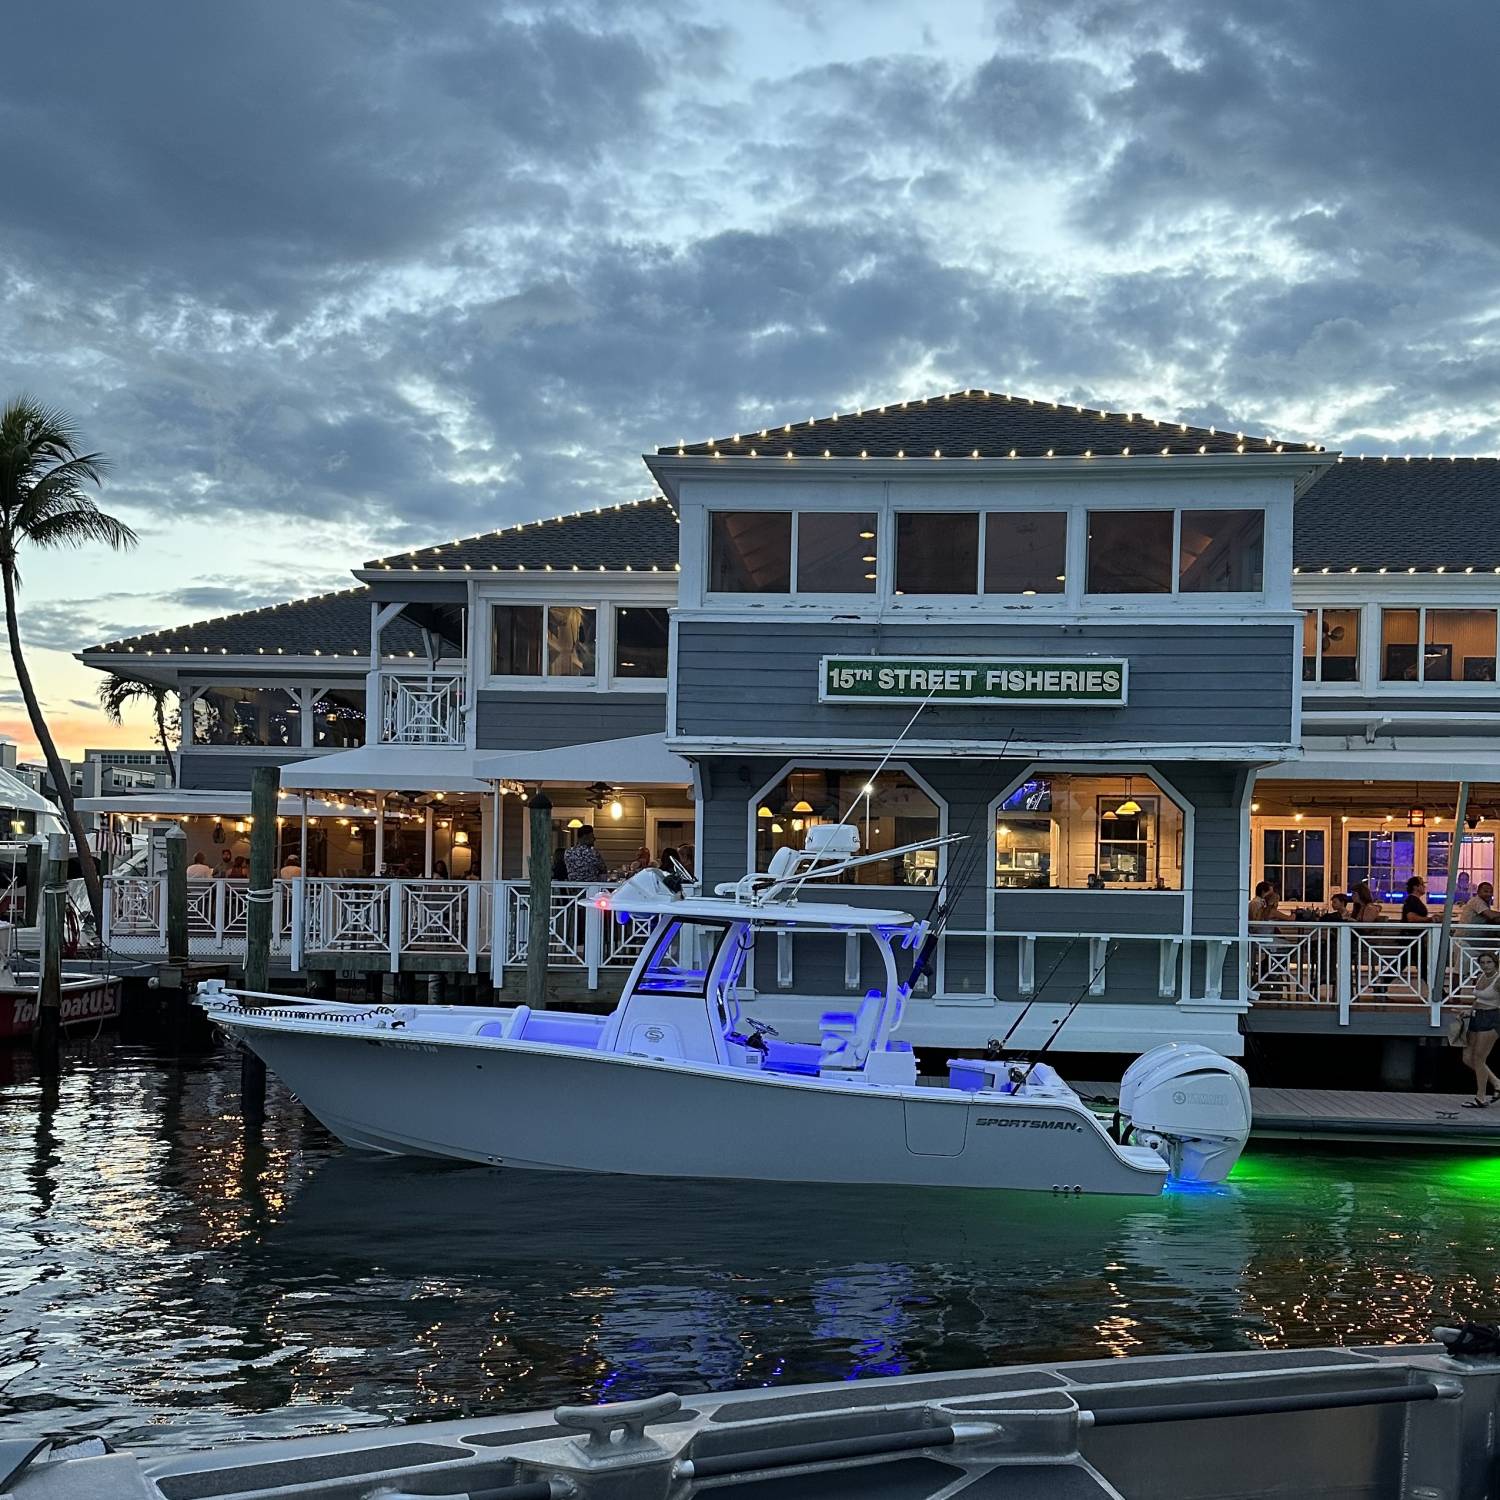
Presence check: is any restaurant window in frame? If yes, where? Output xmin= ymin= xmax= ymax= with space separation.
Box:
xmin=1259 ymin=826 xmax=1326 ymax=904
xmin=312 ymin=688 xmax=365 ymax=748
xmin=895 ymin=513 xmax=979 ymax=594
xmin=613 ymin=606 xmax=669 ymax=679
xmin=1345 ymin=828 xmax=1416 ymax=904
xmin=710 ymin=512 xmax=791 ymax=593
xmin=1086 ymin=511 xmax=1173 ymax=594
xmin=756 ymin=768 xmax=940 ymax=886
xmin=1425 ymin=831 xmax=1497 ymax=907
xmin=1381 ymin=607 xmax=1497 ymax=683
xmin=1301 ymin=607 xmax=1360 ymax=683
xmin=489 ymin=605 xmax=596 ymax=678
xmin=994 ymin=773 xmax=1184 ymax=890
xmin=983 ymin=512 xmax=1066 ymax=595
xmin=1178 ymin=509 xmax=1264 ymax=592
xmin=191 ymin=686 xmax=301 ymax=747
xmin=797 ymin=512 xmax=878 ymax=593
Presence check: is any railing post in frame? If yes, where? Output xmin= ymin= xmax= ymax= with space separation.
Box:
xmin=1336 ymin=923 xmax=1352 ymax=1026
xmin=156 ymin=873 xmax=169 ymax=947
xmin=214 ymin=875 xmax=228 ymax=949
xmin=100 ymin=874 xmax=113 ymax=951
xmin=492 ymin=881 xmax=506 ymax=987
xmin=584 ymin=890 xmax=602 ymax=991
xmin=1087 ymin=936 xmax=1108 ymax=996
xmin=290 ymin=879 xmax=305 ymax=971
xmin=389 ymin=881 xmax=403 ymax=975
xmin=466 ymin=882 xmax=480 ymax=975
xmin=1017 ymin=935 xmax=1035 ymax=996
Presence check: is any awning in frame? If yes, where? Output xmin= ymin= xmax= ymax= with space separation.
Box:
xmin=0 ymin=766 xmax=61 ymax=818
xmin=76 ymin=789 xmax=378 ymax=818
xmin=476 ymin=734 xmax=692 ymax=786
xmin=277 ymin=745 xmax=488 ymax=794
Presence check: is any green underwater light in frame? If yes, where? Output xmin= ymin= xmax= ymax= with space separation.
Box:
xmin=1434 ymin=1155 xmax=1500 ymax=1199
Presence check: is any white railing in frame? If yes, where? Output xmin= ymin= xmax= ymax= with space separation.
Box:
xmin=103 ymin=875 xmax=295 ymax=957
xmin=377 ymin=670 xmax=467 ymax=746
xmin=1248 ymin=920 xmax=1500 ymax=1026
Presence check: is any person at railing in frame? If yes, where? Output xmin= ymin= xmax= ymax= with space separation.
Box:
xmin=279 ymin=854 xmax=303 ymax=879
xmin=1248 ymin=880 xmax=1277 ymax=924
xmin=215 ymin=849 xmax=234 ymax=879
xmin=1317 ymin=892 xmax=1350 ymax=922
xmin=230 ymin=856 xmax=249 ymax=879
xmin=1400 ymin=876 xmax=1430 ymax=924
xmin=1350 ymin=881 xmax=1381 ymax=922
xmin=187 ymin=851 xmax=214 ymax=878
xmin=433 ymin=859 xmax=449 ymax=880
xmin=564 ymin=825 xmax=608 ymax=883
xmin=1461 ymin=952 xmax=1500 ymax=1108
xmin=550 ymin=846 xmax=568 ymax=881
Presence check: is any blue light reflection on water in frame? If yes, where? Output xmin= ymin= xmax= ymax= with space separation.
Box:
xmin=3 ymin=1040 xmax=1500 ymax=1451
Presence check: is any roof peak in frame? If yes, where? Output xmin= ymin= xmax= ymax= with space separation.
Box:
xmin=658 ymin=389 xmax=1321 ymax=460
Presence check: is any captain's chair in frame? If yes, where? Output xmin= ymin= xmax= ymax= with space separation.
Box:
xmin=819 ymin=987 xmax=892 ymax=1070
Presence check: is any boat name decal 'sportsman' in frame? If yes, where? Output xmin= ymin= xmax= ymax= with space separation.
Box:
xmin=975 ymin=1117 xmax=1084 ymax=1131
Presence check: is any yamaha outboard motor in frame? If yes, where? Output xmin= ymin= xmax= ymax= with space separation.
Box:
xmin=1117 ymin=1044 xmax=1252 ymax=1185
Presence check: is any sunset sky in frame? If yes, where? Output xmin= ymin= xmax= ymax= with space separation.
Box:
xmin=3 ymin=0 xmax=1498 ymax=759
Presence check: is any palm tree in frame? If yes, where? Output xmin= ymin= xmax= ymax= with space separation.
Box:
xmin=98 ymin=673 xmax=177 ymax=787
xmin=1 ymin=397 xmax=136 ymax=929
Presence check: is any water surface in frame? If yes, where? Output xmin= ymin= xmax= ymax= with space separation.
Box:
xmin=2 ymin=1039 xmax=1498 ymax=1449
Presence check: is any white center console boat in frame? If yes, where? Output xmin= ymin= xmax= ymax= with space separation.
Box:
xmin=199 ymin=826 xmax=1250 ymax=1196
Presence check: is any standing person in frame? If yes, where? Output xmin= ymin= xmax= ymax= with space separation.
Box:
xmin=278 ymin=853 xmax=302 ymax=879
xmin=1462 ymin=952 xmax=1500 ymax=1107
xmin=550 ymin=846 xmax=568 ymax=881
xmin=564 ymin=825 xmax=608 ymax=882
xmin=1401 ymin=876 xmax=1430 ymax=922
xmin=186 ymin=851 xmax=214 ymax=878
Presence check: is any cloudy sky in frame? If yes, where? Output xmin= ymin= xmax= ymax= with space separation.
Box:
xmin=3 ymin=0 xmax=1498 ymax=756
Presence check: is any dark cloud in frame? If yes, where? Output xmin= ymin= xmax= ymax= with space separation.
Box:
xmin=2 ymin=0 xmax=1499 ymax=618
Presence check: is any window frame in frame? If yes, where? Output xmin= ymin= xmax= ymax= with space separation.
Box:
xmin=986 ymin=763 xmax=1193 ymax=897
xmin=1300 ymin=605 xmax=1364 ymax=687
xmin=745 ymin=758 xmax=949 ymax=891
xmin=1378 ymin=604 xmax=1499 ymax=689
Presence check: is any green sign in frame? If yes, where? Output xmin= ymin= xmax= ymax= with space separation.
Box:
xmin=819 ymin=655 xmax=1128 ymax=707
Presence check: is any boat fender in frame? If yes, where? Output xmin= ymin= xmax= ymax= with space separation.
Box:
xmin=1436 ymin=1321 xmax=1500 ymax=1359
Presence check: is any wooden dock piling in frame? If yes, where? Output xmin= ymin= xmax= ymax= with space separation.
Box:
xmin=33 ymin=832 xmax=67 ymax=1070
xmin=239 ymin=765 xmax=279 ymax=1121
xmin=23 ymin=835 xmax=42 ymax=928
xmin=526 ymin=790 xmax=552 ymax=1009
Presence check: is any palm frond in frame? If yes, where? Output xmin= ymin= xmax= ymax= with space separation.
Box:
xmin=25 ymin=504 xmax=137 ymax=553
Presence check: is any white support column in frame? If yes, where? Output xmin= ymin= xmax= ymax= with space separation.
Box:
xmin=492 ymin=880 xmax=507 ymax=987
xmin=299 ymin=792 xmax=309 ymax=874
xmin=389 ymin=881 xmax=403 ymax=974
xmin=843 ymin=931 xmax=861 ymax=992
xmin=466 ymin=882 xmax=480 ymax=975
xmin=1336 ymin=923 xmax=1353 ymax=1025
xmin=1087 ymin=936 xmax=1109 ymax=997
xmin=424 ymin=807 xmax=434 ymax=877
xmin=1158 ymin=938 xmax=1181 ymax=999
xmin=777 ymin=930 xmax=793 ymax=989
xmin=584 ymin=898 xmax=602 ymax=991
xmin=1017 ymin=936 xmax=1036 ymax=996
xmin=374 ymin=792 xmax=386 ymax=874
xmin=290 ymin=878 xmax=305 ymax=971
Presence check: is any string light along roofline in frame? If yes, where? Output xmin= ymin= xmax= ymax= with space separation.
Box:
xmin=655 ymin=388 xmax=1328 ymax=460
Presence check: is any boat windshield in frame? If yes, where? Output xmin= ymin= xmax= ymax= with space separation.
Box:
xmin=634 ymin=919 xmax=728 ymax=998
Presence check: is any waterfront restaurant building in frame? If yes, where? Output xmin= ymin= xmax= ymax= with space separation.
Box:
xmin=76 ymin=394 xmax=1500 ymax=1057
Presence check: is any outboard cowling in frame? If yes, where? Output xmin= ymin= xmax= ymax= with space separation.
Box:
xmin=1117 ymin=1044 xmax=1251 ymax=1185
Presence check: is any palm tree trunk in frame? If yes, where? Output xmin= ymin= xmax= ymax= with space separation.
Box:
xmin=2 ymin=564 xmax=104 ymax=931
xmin=154 ymin=696 xmax=177 ymax=786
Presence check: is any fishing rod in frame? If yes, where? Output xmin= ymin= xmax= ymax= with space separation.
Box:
xmin=905 ymin=729 xmax=1015 ymax=992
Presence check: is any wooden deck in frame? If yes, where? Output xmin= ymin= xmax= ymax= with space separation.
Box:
xmin=1249 ymin=1086 xmax=1500 ymax=1145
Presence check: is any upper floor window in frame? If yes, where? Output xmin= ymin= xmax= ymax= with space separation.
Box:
xmin=984 ymin=512 xmax=1067 ymax=595
xmin=614 ymin=606 xmax=669 ymax=678
xmin=1087 ymin=509 xmax=1264 ymax=595
xmin=1381 ymin=607 xmax=1496 ymax=684
xmin=1301 ymin=607 xmax=1360 ymax=682
xmin=895 ymin=513 xmax=978 ymax=594
xmin=490 ymin=605 xmax=596 ymax=678
xmin=709 ymin=511 xmax=876 ymax=594
xmin=313 ymin=687 xmax=366 ymax=748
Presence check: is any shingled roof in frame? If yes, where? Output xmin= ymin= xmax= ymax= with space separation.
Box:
xmin=366 ymin=495 xmax=679 ymax=572
xmin=1295 ymin=457 xmax=1500 ymax=572
xmin=658 ymin=389 xmax=1322 ymax=460
xmin=84 ymin=587 xmax=426 ymax=658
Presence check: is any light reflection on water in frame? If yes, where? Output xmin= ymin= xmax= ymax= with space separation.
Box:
xmin=2 ymin=1039 xmax=1499 ymax=1450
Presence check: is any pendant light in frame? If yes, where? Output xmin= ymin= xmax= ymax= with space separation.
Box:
xmin=1116 ymin=775 xmax=1142 ymax=818
xmin=792 ymin=799 xmax=814 ymax=814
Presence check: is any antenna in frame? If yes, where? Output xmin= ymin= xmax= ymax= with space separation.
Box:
xmin=837 ymin=683 xmax=940 ymax=829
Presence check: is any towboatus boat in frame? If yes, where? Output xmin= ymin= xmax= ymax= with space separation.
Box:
xmin=197 ymin=825 xmax=1251 ymax=1196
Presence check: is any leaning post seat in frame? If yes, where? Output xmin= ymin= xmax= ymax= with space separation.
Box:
xmin=819 ymin=988 xmax=890 ymax=1069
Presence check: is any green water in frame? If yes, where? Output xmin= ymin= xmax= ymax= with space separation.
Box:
xmin=2 ymin=1040 xmax=1498 ymax=1449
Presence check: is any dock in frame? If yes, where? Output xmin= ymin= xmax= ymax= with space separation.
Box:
xmin=1248 ymin=1086 xmax=1500 ymax=1146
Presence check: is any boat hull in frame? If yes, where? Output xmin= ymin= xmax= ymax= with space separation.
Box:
xmin=0 ymin=977 xmax=121 ymax=1041
xmin=223 ymin=1018 xmax=1168 ymax=1196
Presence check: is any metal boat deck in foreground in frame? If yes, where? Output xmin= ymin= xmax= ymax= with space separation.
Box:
xmin=8 ymin=1341 xmax=1497 ymax=1498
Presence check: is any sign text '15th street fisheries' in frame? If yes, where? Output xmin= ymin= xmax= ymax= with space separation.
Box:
xmin=819 ymin=656 xmax=1129 ymax=707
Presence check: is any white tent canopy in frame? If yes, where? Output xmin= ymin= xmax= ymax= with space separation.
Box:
xmin=77 ymin=789 xmax=378 ymax=818
xmin=277 ymin=745 xmax=488 ymax=794
xmin=476 ymin=734 xmax=692 ymax=786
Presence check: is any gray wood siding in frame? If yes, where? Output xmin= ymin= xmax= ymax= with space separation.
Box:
xmin=476 ymin=691 xmax=667 ymax=751
xmin=696 ymin=754 xmax=1242 ymax=1004
xmin=674 ymin=621 xmax=1295 ymax=748
xmin=178 ymin=752 xmax=308 ymax=791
